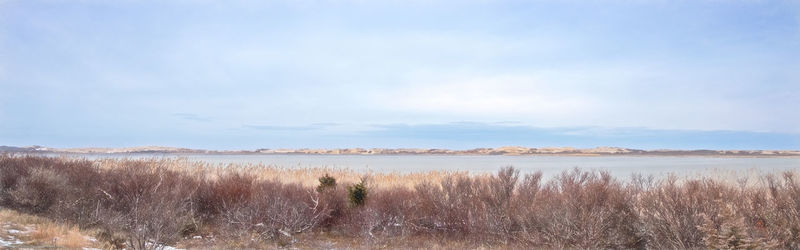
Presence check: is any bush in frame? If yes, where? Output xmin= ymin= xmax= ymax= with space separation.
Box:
xmin=534 ymin=169 xmax=642 ymax=248
xmin=698 ymin=203 xmax=778 ymax=249
xmin=216 ymin=180 xmax=331 ymax=245
xmin=194 ymin=172 xmax=254 ymax=217
xmin=348 ymin=179 xmax=368 ymax=207
xmin=0 ymin=155 xmax=34 ymax=206
xmin=8 ymin=168 xmax=67 ymax=213
xmin=96 ymin=162 xmax=198 ymax=250
xmin=317 ymin=174 xmax=337 ymax=193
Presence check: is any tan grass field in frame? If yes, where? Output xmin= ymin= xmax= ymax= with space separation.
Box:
xmin=91 ymin=156 xmax=472 ymax=189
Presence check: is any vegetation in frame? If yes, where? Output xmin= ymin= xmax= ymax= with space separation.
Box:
xmin=0 ymin=208 xmax=103 ymax=248
xmin=1 ymin=154 xmax=800 ymax=249
xmin=316 ymin=173 xmax=337 ymax=193
xmin=347 ymin=178 xmax=368 ymax=207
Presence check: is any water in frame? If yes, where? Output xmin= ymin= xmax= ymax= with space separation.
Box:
xmin=45 ymin=153 xmax=800 ymax=180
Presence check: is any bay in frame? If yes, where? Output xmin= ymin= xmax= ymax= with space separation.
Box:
xmin=48 ymin=153 xmax=800 ymax=180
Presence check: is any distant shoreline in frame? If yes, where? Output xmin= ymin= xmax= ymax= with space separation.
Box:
xmin=3 ymin=145 xmax=799 ymax=158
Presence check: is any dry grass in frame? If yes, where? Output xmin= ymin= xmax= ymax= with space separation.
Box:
xmin=0 ymin=207 xmax=49 ymax=225
xmin=91 ymin=156 xmax=464 ymax=190
xmin=28 ymin=223 xmax=90 ymax=248
xmin=3 ymin=154 xmax=800 ymax=249
xmin=0 ymin=208 xmax=95 ymax=248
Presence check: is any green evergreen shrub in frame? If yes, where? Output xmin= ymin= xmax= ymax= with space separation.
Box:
xmin=317 ymin=174 xmax=337 ymax=193
xmin=347 ymin=179 xmax=368 ymax=207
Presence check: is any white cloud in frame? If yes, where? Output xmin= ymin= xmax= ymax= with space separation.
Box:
xmin=374 ymin=74 xmax=596 ymax=117
xmin=364 ymin=62 xmax=800 ymax=134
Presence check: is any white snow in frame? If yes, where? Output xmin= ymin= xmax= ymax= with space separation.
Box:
xmin=144 ymin=241 xmax=184 ymax=250
xmin=0 ymin=237 xmax=24 ymax=247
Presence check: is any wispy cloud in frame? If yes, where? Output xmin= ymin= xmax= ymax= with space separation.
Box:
xmin=244 ymin=123 xmax=339 ymax=131
xmin=172 ymin=113 xmax=212 ymax=122
xmin=245 ymin=125 xmax=318 ymax=131
xmin=309 ymin=122 xmax=341 ymax=127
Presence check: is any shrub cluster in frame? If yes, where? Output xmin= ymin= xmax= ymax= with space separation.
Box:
xmin=2 ymin=154 xmax=800 ymax=248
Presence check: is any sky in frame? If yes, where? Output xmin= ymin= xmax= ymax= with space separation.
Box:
xmin=1 ymin=0 xmax=799 ymax=150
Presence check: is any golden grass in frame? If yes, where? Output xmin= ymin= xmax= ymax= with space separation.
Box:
xmin=89 ymin=157 xmax=477 ymax=189
xmin=28 ymin=223 xmax=89 ymax=248
xmin=0 ymin=209 xmax=94 ymax=249
xmin=0 ymin=208 xmax=49 ymax=225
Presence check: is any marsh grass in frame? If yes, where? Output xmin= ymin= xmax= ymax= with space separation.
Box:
xmin=2 ymin=154 xmax=800 ymax=249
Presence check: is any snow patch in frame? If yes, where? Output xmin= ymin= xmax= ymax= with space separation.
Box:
xmin=0 ymin=237 xmax=24 ymax=247
xmin=144 ymin=241 xmax=184 ymax=250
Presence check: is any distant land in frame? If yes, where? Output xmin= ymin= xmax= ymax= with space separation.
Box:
xmin=2 ymin=145 xmax=799 ymax=157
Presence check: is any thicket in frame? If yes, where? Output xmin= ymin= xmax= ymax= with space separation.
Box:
xmin=1 ymin=154 xmax=799 ymax=249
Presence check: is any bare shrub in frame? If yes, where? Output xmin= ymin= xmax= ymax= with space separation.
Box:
xmin=194 ymin=172 xmax=254 ymax=218
xmin=47 ymin=158 xmax=104 ymax=225
xmin=357 ymin=187 xmax=416 ymax=239
xmin=698 ymin=203 xmax=778 ymax=249
xmin=0 ymin=155 xmax=105 ymax=224
xmin=96 ymin=162 xmax=198 ymax=250
xmin=755 ymin=172 xmax=800 ymax=248
xmin=5 ymin=155 xmax=800 ymax=248
xmin=478 ymin=167 xmax=519 ymax=242
xmin=0 ymin=154 xmax=34 ymax=206
xmin=316 ymin=183 xmax=348 ymax=229
xmin=253 ymin=182 xmax=329 ymax=238
xmin=636 ymin=176 xmax=738 ymax=248
xmin=510 ymin=171 xmax=544 ymax=245
xmin=413 ymin=174 xmax=482 ymax=236
xmin=210 ymin=178 xmax=330 ymax=247
xmin=9 ymin=168 xmax=67 ymax=213
xmin=532 ymin=168 xmax=642 ymax=248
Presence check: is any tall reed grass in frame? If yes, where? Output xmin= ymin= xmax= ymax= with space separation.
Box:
xmin=1 ymin=154 xmax=798 ymax=249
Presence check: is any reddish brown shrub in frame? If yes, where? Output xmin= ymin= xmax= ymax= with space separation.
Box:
xmin=194 ymin=172 xmax=255 ymax=217
xmin=8 ymin=168 xmax=67 ymax=213
xmin=4 ymin=155 xmax=800 ymax=249
xmin=531 ymin=169 xmax=642 ymax=248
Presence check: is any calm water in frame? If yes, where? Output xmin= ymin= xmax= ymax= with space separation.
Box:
xmin=48 ymin=153 xmax=800 ymax=180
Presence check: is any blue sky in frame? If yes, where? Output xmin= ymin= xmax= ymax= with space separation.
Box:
xmin=1 ymin=0 xmax=799 ymax=150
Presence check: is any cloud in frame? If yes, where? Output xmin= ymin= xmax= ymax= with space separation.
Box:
xmin=245 ymin=125 xmax=318 ymax=131
xmin=371 ymin=74 xmax=597 ymax=117
xmin=309 ymin=122 xmax=342 ymax=127
xmin=172 ymin=113 xmax=212 ymax=122
xmin=244 ymin=123 xmax=340 ymax=131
